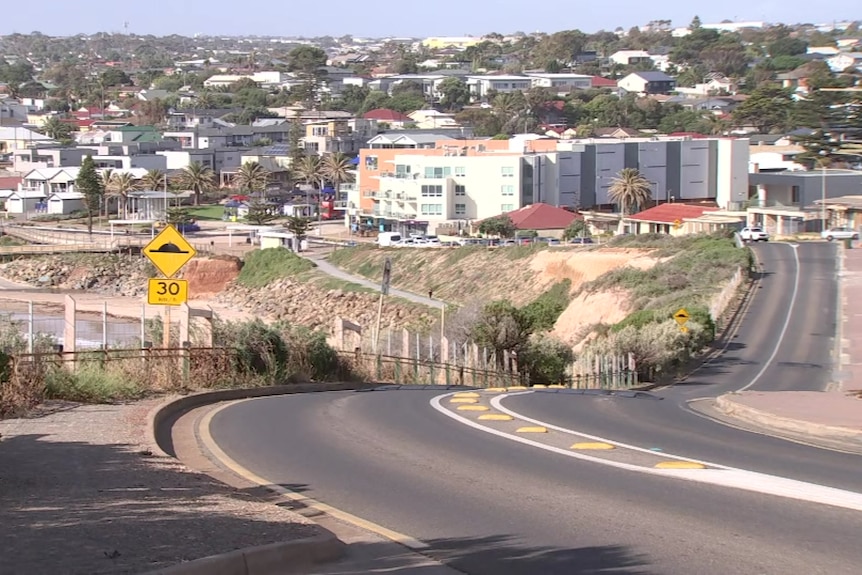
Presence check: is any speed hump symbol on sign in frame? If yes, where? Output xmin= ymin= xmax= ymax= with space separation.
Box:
xmin=147 ymin=278 xmax=189 ymax=306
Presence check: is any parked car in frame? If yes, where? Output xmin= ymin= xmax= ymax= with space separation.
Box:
xmin=821 ymin=227 xmax=859 ymax=241
xmin=739 ymin=227 xmax=769 ymax=242
xmin=568 ymin=237 xmax=595 ymax=245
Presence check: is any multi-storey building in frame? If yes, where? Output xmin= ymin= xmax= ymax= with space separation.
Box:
xmin=347 ymin=135 xmax=748 ymax=236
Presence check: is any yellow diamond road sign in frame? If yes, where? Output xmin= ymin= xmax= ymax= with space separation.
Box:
xmin=673 ymin=308 xmax=690 ymax=326
xmin=143 ymin=225 xmax=196 ymax=278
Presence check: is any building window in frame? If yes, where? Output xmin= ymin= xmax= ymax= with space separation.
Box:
xmin=455 ymin=166 xmax=466 ymax=177
xmin=424 ymin=166 xmax=451 ymax=179
xmin=395 ymin=164 xmax=411 ymax=177
xmin=791 ymin=185 xmax=801 ymax=204
xmin=421 ymin=203 xmax=443 ymax=215
xmin=501 ymin=204 xmax=514 ymax=212
xmin=501 ymin=185 xmax=514 ymax=196
xmin=455 ymin=184 xmax=466 ymax=196
xmin=421 ymin=184 xmax=443 ymax=197
xmin=365 ymin=156 xmax=378 ymax=170
xmin=501 ymin=166 xmax=515 ymax=177
xmin=455 ymin=203 xmax=466 ymax=216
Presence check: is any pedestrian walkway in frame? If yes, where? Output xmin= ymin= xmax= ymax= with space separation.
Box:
xmin=302 ymin=252 xmax=444 ymax=309
xmin=715 ymin=244 xmax=862 ymax=449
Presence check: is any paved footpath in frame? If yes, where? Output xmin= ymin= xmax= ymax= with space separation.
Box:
xmin=716 ymin=244 xmax=862 ymax=448
xmin=0 ymin=399 xmax=322 ymax=575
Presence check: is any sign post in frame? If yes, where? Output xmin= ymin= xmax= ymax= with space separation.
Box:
xmin=374 ymin=258 xmax=391 ymax=354
xmin=143 ymin=225 xmax=197 ymax=348
xmin=673 ymin=308 xmax=690 ymax=333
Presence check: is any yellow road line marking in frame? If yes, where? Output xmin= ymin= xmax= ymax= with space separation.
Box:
xmin=507 ymin=386 xmax=529 ymax=391
xmin=449 ymin=397 xmax=478 ymax=404
xmin=655 ymin=461 xmax=707 ymax=469
xmin=199 ymin=400 xmax=429 ymax=550
xmin=516 ymin=426 xmax=548 ymax=433
xmin=456 ymin=405 xmax=490 ymax=411
xmin=485 ymin=387 xmax=507 ymax=392
xmin=571 ymin=442 xmax=615 ymax=450
xmin=478 ymin=414 xmax=514 ymax=421
xmin=453 ymin=392 xmax=480 ymax=398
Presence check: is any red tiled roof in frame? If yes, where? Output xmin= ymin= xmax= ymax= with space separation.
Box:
xmin=591 ymin=76 xmax=618 ymax=88
xmin=628 ymin=203 xmax=719 ymax=224
xmin=0 ymin=176 xmax=22 ymax=190
xmin=363 ymin=108 xmax=411 ymax=122
xmin=505 ymin=203 xmax=581 ymax=230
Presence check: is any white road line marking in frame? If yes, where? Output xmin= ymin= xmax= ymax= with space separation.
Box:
xmin=736 ymin=242 xmax=800 ymax=392
xmin=431 ymin=392 xmax=862 ymax=512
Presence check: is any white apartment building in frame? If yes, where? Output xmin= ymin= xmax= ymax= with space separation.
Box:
xmin=353 ymin=136 xmax=750 ymax=234
xmin=467 ymin=75 xmax=534 ymax=99
xmin=372 ymin=155 xmax=527 ymax=231
xmin=526 ymin=73 xmax=592 ymax=91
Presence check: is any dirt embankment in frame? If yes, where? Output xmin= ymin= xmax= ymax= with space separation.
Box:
xmin=182 ymin=257 xmax=242 ymax=298
xmin=327 ymin=246 xmax=663 ymax=345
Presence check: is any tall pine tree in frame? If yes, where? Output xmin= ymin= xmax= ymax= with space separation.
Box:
xmin=76 ymin=155 xmax=103 ymax=236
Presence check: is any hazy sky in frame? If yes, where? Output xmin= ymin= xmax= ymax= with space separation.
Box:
xmin=2 ymin=1 xmax=857 ymax=37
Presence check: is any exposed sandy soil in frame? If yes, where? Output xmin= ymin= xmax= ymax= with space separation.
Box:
xmin=328 ymin=246 xmax=664 ymax=346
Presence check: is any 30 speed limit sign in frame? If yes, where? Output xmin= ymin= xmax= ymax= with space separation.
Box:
xmin=147 ymin=278 xmax=189 ymax=306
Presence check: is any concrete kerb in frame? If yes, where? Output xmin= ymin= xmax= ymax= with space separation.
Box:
xmin=715 ymin=394 xmax=862 ymax=442
xmin=145 ymin=534 xmax=346 ymax=575
xmin=144 ymin=382 xmax=376 ymax=575
xmin=146 ymin=382 xmax=371 ymax=458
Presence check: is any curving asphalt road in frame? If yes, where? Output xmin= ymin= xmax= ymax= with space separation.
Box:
xmin=208 ymin=240 xmax=862 ymax=574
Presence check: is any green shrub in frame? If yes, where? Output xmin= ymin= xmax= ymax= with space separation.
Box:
xmin=612 ymin=309 xmax=658 ymax=332
xmin=44 ymin=363 xmax=144 ymax=402
xmin=237 ymin=248 xmax=316 ymax=288
xmin=215 ymin=319 xmax=289 ymax=381
xmin=521 ymin=280 xmax=572 ymax=332
xmin=520 ymin=334 xmax=574 ymax=385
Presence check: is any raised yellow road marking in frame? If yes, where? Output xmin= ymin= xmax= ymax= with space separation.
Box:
xmin=507 ymin=386 xmax=529 ymax=391
xmin=516 ymin=426 xmax=548 ymax=433
xmin=571 ymin=442 xmax=615 ymax=450
xmin=532 ymin=384 xmax=548 ymax=388
xmin=457 ymin=405 xmax=490 ymax=411
xmin=478 ymin=414 xmax=514 ymax=421
xmin=655 ymin=461 xmax=707 ymax=469
xmin=449 ymin=397 xmax=478 ymax=404
xmin=453 ymin=392 xmax=480 ymax=398
xmin=485 ymin=387 xmax=507 ymax=392
xmin=548 ymin=384 xmax=567 ymax=389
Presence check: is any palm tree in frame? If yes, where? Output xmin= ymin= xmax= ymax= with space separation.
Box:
xmin=105 ymin=172 xmax=139 ymax=218
xmin=98 ymin=169 xmax=114 ymax=218
xmin=176 ymin=162 xmax=216 ymax=206
xmin=41 ymin=115 xmax=72 ymax=140
xmin=608 ymin=168 xmax=653 ymax=215
xmin=194 ymin=91 xmax=215 ymax=109
xmin=140 ymin=169 xmax=166 ymax=191
xmin=321 ymin=153 xmax=355 ymax=189
xmin=234 ymin=161 xmax=270 ymax=197
xmin=294 ymin=155 xmax=324 ymax=189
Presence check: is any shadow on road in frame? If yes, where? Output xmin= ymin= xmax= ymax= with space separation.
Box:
xmin=0 ymin=432 xmax=322 ymax=575
xmin=321 ymin=534 xmax=656 ymax=575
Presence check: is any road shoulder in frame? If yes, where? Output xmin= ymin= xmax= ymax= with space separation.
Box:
xmin=0 ymin=398 xmax=327 ymax=574
xmin=691 ymin=391 xmax=862 ymax=454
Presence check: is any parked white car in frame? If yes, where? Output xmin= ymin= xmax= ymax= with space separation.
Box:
xmin=821 ymin=227 xmax=859 ymax=241
xmin=739 ymin=227 xmax=769 ymax=242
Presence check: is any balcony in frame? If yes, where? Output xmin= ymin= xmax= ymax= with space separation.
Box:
xmin=363 ymin=190 xmax=379 ymax=198
xmin=379 ymin=171 xmax=420 ymax=180
xmin=338 ymin=183 xmax=356 ymax=192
